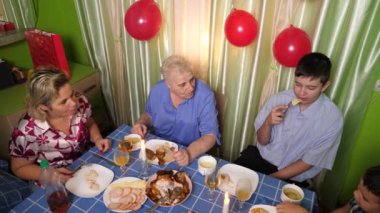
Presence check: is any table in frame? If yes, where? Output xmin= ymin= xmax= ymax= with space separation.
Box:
xmin=12 ymin=124 xmax=318 ymax=213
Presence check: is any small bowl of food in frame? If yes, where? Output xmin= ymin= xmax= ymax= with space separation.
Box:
xmin=124 ymin=134 xmax=142 ymax=152
xmin=281 ymin=184 xmax=304 ymax=203
xmin=197 ymin=155 xmax=217 ymax=176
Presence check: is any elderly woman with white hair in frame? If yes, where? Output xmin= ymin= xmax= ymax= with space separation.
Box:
xmin=131 ymin=55 xmax=220 ymax=166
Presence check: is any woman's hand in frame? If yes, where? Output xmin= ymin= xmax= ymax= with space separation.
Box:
xmin=94 ymin=138 xmax=111 ymax=153
xmin=54 ymin=167 xmax=75 ymax=183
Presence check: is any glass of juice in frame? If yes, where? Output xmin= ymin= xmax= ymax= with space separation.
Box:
xmin=234 ymin=178 xmax=252 ymax=212
xmin=204 ymin=168 xmax=220 ymax=201
xmin=114 ymin=145 xmax=129 ymax=173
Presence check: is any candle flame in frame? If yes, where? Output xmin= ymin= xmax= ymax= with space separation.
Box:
xmin=141 ymin=140 xmax=145 ymax=149
xmin=224 ymin=191 xmax=229 ymax=201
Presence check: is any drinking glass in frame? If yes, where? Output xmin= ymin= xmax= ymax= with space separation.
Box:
xmin=234 ymin=178 xmax=252 ymax=212
xmin=113 ymin=148 xmax=129 ymax=172
xmin=204 ymin=169 xmax=220 ymax=201
xmin=46 ymin=173 xmax=71 ymax=213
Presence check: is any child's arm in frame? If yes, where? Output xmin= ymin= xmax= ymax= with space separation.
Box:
xmin=331 ymin=203 xmax=350 ymax=213
xmin=276 ymin=202 xmax=308 ymax=213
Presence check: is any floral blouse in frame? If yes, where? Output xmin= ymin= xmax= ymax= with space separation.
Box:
xmin=9 ymin=94 xmax=91 ymax=167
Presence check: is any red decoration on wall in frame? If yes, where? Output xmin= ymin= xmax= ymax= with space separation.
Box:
xmin=25 ymin=29 xmax=70 ymax=78
xmin=273 ymin=25 xmax=312 ymax=67
xmin=124 ymin=0 xmax=162 ymax=41
xmin=224 ymin=9 xmax=259 ymax=47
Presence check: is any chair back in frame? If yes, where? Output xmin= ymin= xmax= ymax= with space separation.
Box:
xmin=210 ymin=90 xmax=228 ymax=158
xmin=214 ymin=91 xmax=228 ymax=131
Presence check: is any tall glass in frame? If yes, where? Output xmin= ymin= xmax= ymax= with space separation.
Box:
xmin=204 ymin=169 xmax=220 ymax=201
xmin=46 ymin=173 xmax=71 ymax=213
xmin=113 ymin=148 xmax=129 ymax=173
xmin=234 ymin=178 xmax=252 ymax=212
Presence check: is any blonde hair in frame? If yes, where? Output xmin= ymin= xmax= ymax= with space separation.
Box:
xmin=160 ymin=55 xmax=193 ymax=80
xmin=26 ymin=67 xmax=69 ymax=121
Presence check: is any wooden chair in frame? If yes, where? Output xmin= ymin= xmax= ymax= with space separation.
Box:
xmin=207 ymin=90 xmax=228 ymax=158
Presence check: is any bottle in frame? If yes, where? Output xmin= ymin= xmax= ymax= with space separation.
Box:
xmin=40 ymin=160 xmax=71 ymax=213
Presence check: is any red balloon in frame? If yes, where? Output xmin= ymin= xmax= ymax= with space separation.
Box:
xmin=224 ymin=9 xmax=259 ymax=47
xmin=273 ymin=25 xmax=312 ymax=67
xmin=124 ymin=0 xmax=162 ymax=41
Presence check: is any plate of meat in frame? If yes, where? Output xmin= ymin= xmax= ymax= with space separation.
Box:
xmin=146 ymin=170 xmax=192 ymax=206
xmin=103 ymin=177 xmax=147 ymax=212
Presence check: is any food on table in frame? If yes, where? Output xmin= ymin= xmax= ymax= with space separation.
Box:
xmin=249 ymin=207 xmax=269 ymax=213
xmin=291 ymin=98 xmax=301 ymax=106
xmin=85 ymin=169 xmax=100 ymax=191
xmin=218 ymin=173 xmax=234 ymax=192
xmin=110 ymin=179 xmax=146 ymax=189
xmin=125 ymin=137 xmax=141 ymax=145
xmin=284 ymin=188 xmax=302 ymax=200
xmin=107 ymin=180 xmax=147 ymax=211
xmin=119 ymin=140 xmax=133 ymax=152
xmin=146 ymin=170 xmax=191 ymax=206
xmin=146 ymin=148 xmax=157 ymax=161
xmin=145 ymin=143 xmax=176 ymax=165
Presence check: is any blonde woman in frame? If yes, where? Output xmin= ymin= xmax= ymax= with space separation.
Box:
xmin=9 ymin=67 xmax=111 ymax=184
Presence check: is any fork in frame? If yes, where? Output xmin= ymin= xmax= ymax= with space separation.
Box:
xmin=145 ymin=190 xmax=172 ymax=213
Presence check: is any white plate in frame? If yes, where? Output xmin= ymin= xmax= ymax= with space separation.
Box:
xmin=139 ymin=139 xmax=178 ymax=165
xmin=249 ymin=204 xmax=277 ymax=213
xmin=65 ymin=163 xmax=114 ymax=198
xmin=103 ymin=177 xmax=147 ymax=212
xmin=217 ymin=163 xmax=259 ymax=197
xmin=124 ymin=134 xmax=142 ymax=151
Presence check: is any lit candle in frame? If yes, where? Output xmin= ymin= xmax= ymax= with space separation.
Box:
xmin=222 ymin=192 xmax=230 ymax=213
xmin=140 ymin=140 xmax=146 ymax=161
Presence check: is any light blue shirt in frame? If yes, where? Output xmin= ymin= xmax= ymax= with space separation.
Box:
xmin=145 ymin=79 xmax=220 ymax=146
xmin=255 ymin=89 xmax=343 ymax=182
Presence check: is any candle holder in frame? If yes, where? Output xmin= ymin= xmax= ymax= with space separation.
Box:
xmin=139 ymin=158 xmax=150 ymax=180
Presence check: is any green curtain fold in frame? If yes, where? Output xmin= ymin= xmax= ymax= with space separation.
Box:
xmin=0 ymin=0 xmax=36 ymax=29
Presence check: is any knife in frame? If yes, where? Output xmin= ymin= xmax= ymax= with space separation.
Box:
xmin=90 ymin=151 xmax=118 ymax=166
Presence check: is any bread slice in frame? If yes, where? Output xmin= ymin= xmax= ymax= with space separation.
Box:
xmin=291 ymin=98 xmax=301 ymax=106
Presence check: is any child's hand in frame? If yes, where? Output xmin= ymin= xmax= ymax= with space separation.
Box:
xmin=267 ymin=105 xmax=288 ymax=125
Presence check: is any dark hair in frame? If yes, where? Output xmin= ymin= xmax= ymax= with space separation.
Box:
xmin=363 ymin=165 xmax=380 ymax=196
xmin=295 ymin=52 xmax=331 ymax=85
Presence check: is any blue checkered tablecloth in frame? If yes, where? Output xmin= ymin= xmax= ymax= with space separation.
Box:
xmin=11 ymin=124 xmax=318 ymax=213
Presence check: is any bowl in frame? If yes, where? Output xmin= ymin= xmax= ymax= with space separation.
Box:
xmin=281 ymin=184 xmax=304 ymax=203
xmin=123 ymin=134 xmax=142 ymax=151
xmin=198 ymin=155 xmax=217 ymax=176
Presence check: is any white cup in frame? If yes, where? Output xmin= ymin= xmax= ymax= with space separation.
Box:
xmin=198 ymin=155 xmax=217 ymax=176
xmin=281 ymin=184 xmax=304 ymax=203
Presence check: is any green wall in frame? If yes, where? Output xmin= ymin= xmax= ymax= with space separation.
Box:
xmin=35 ymin=0 xmax=89 ymax=65
xmin=338 ymin=75 xmax=380 ymax=204
xmin=0 ymin=0 xmax=89 ymax=67
xmin=0 ymin=40 xmax=32 ymax=68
